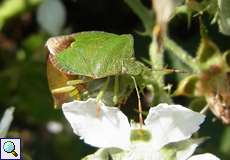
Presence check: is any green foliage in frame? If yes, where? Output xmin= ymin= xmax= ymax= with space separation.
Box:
xmin=0 ymin=0 xmax=42 ymax=29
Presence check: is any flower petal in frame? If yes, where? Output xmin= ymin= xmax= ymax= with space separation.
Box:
xmin=187 ymin=153 xmax=220 ymax=160
xmin=62 ymin=98 xmax=131 ymax=149
xmin=144 ymin=103 xmax=205 ymax=148
xmin=127 ymin=143 xmax=163 ymax=160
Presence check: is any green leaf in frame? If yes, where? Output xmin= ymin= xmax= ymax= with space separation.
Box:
xmin=218 ymin=0 xmax=230 ymax=35
xmin=54 ymin=32 xmax=143 ymax=78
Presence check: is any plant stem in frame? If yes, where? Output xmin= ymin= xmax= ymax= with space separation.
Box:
xmin=124 ymin=0 xmax=154 ymax=35
xmin=164 ymin=37 xmax=199 ymax=72
xmin=149 ymin=39 xmax=164 ymax=85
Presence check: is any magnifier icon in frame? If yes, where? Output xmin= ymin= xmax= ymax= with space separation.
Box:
xmin=3 ymin=141 xmax=18 ymax=157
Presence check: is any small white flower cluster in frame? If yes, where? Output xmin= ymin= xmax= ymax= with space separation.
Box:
xmin=62 ymin=98 xmax=220 ymax=160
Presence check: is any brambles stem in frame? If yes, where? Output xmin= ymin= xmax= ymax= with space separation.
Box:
xmin=164 ymin=37 xmax=199 ymax=72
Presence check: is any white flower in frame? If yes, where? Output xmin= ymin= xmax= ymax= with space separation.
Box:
xmin=62 ymin=99 xmax=130 ymax=149
xmin=62 ymin=99 xmax=219 ymax=160
xmin=188 ymin=153 xmax=220 ymax=160
xmin=144 ymin=103 xmax=204 ymax=149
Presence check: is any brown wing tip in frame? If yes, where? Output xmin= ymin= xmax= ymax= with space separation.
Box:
xmin=45 ymin=34 xmax=76 ymax=55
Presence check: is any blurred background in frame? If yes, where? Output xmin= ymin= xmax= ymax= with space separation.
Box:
xmin=0 ymin=0 xmax=230 ymax=159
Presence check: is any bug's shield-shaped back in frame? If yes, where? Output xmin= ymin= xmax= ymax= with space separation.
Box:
xmin=46 ymin=32 xmax=144 ymax=108
xmin=47 ymin=32 xmax=143 ymax=79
